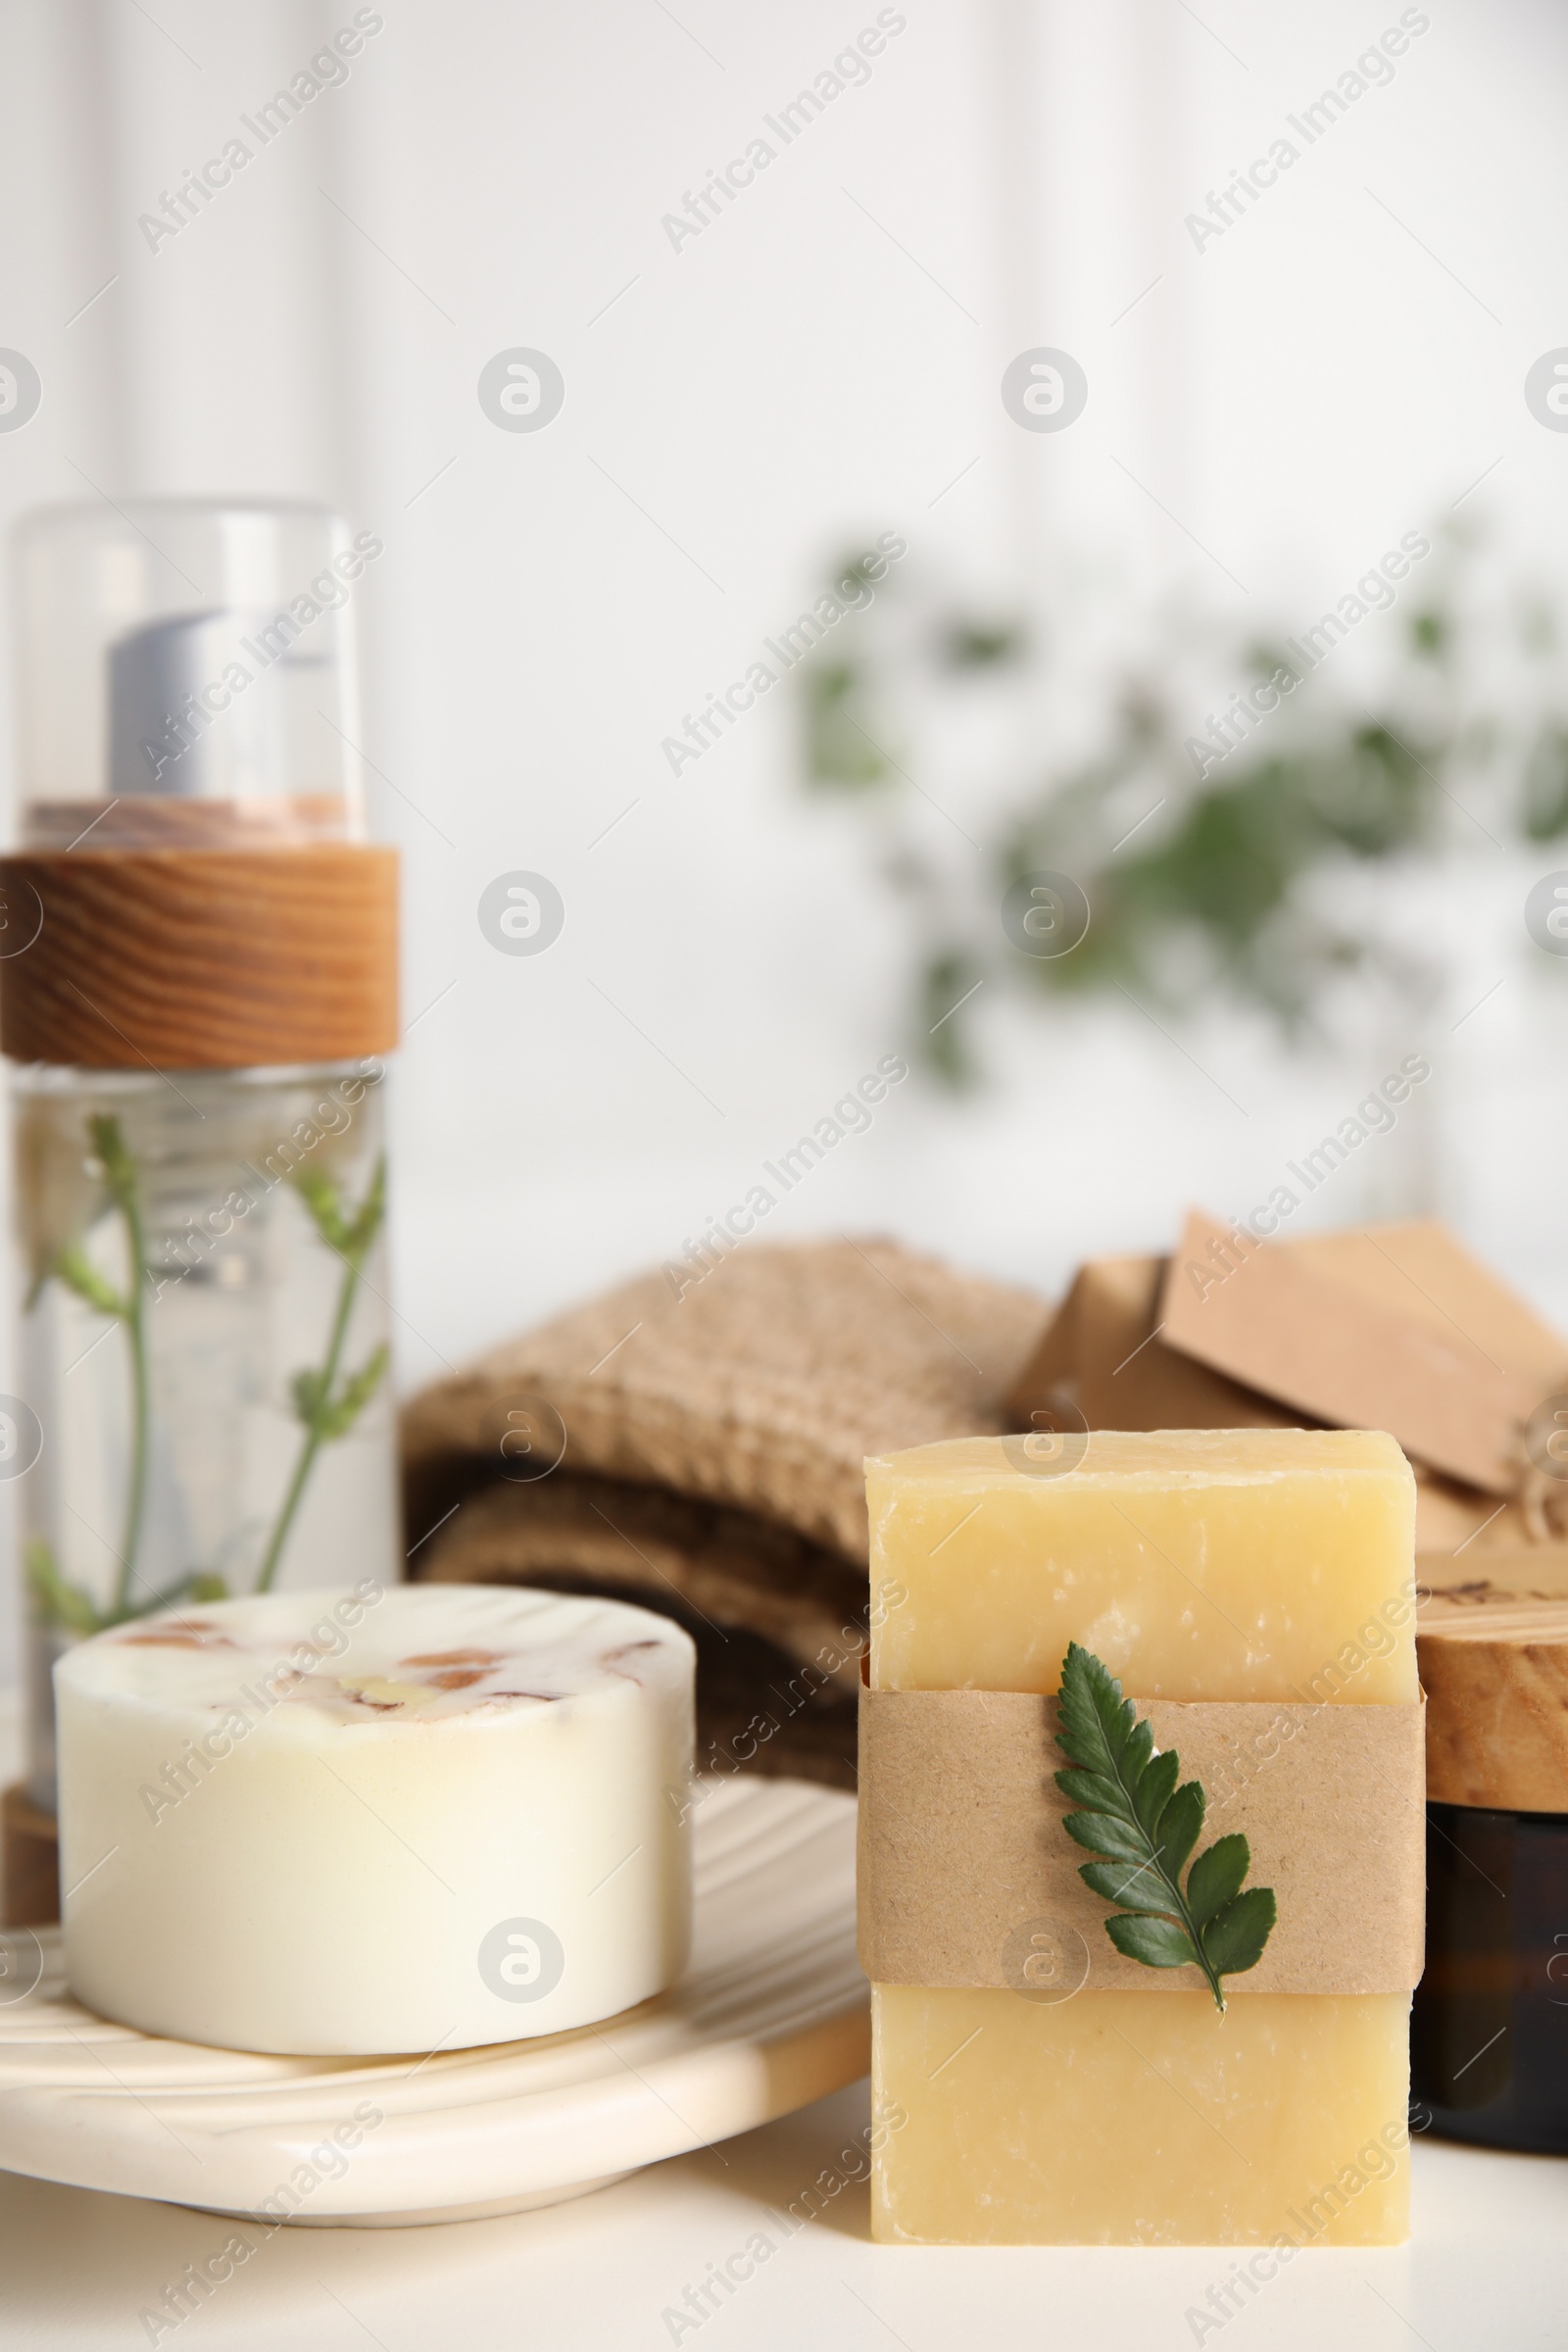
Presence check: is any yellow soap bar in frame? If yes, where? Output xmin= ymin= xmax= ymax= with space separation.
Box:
xmin=866 ymin=1428 xmax=1418 ymax=2246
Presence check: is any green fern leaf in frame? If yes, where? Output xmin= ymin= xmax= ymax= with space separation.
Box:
xmin=1054 ymin=1642 xmax=1276 ymax=2013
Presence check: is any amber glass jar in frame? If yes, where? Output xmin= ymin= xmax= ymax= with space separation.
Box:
xmin=1409 ymin=1802 xmax=1568 ymax=2153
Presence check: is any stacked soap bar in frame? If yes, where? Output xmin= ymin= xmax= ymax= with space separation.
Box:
xmin=56 ymin=1582 xmax=694 ymax=2055
xmin=865 ymin=1428 xmax=1418 ymax=2245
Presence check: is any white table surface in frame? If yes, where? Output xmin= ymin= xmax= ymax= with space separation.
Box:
xmin=1 ymin=2086 xmax=1564 ymax=2351
xmin=3 ymin=1715 xmax=1565 ymax=2348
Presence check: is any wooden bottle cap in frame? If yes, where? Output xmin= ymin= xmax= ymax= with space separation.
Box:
xmin=0 ymin=845 xmax=398 ymax=1069
xmin=1418 ymin=1581 xmax=1568 ymax=1813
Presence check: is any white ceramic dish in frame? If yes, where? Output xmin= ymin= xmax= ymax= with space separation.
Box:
xmin=0 ymin=1776 xmax=865 ymax=2227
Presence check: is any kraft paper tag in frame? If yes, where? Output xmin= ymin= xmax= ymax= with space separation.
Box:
xmin=858 ymin=1689 xmax=1426 ymax=1996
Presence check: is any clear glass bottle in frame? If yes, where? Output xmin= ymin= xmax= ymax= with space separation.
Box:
xmin=8 ymin=503 xmax=398 ymax=1813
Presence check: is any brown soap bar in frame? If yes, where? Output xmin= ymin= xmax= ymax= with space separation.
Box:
xmin=1008 ymin=1250 xmax=1289 ymax=1433
xmin=1159 ymin=1210 xmax=1555 ymax=1494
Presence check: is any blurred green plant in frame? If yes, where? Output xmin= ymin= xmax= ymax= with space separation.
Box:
xmin=798 ymin=534 xmax=1563 ymax=1083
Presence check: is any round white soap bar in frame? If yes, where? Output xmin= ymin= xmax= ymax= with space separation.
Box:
xmin=55 ymin=1581 xmax=695 ymax=2055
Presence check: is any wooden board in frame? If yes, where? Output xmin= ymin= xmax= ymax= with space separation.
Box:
xmin=1 ymin=1784 xmax=58 ymax=1928
xmin=0 ymin=1778 xmax=865 ymax=2226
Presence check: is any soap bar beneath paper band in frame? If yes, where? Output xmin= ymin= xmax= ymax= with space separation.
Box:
xmin=858 ymin=1688 xmax=1425 ymax=1995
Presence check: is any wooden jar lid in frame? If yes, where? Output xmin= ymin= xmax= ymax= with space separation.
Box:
xmin=0 ymin=846 xmax=398 ymax=1069
xmin=1418 ymin=1581 xmax=1568 ymax=1813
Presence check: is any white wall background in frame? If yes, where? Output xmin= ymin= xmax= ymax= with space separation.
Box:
xmin=2 ymin=1 xmax=1568 ymax=1687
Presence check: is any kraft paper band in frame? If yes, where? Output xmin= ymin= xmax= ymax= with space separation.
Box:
xmin=858 ymin=1689 xmax=1426 ymax=1996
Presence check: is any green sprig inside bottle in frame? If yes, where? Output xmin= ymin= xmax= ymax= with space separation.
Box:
xmin=24 ymin=1119 xmax=389 ymax=1634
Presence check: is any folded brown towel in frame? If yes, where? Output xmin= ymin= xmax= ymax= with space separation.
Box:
xmin=403 ymin=1237 xmax=1046 ymax=1786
